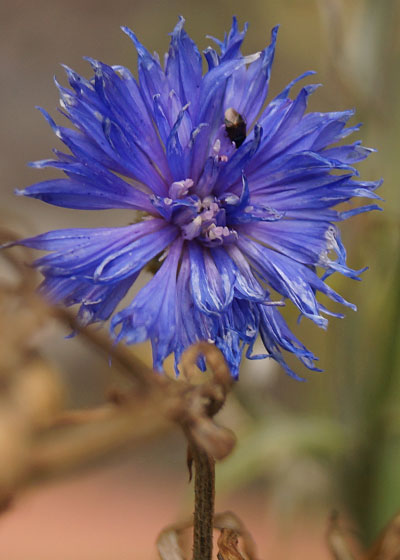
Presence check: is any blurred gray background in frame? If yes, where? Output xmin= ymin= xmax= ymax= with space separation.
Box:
xmin=0 ymin=1 xmax=399 ymax=558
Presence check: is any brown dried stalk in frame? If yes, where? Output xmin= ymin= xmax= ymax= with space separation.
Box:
xmin=189 ymin=439 xmax=215 ymax=560
xmin=180 ymin=343 xmax=233 ymax=560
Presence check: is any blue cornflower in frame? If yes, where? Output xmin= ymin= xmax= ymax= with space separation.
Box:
xmin=9 ymin=18 xmax=381 ymax=379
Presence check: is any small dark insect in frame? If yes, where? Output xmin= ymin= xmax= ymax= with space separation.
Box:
xmin=224 ymin=108 xmax=247 ymax=148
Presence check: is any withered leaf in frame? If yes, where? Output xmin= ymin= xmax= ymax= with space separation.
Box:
xmin=367 ymin=512 xmax=400 ymax=560
xmin=217 ymin=528 xmax=245 ymax=560
xmin=326 ymin=512 xmax=356 ymax=560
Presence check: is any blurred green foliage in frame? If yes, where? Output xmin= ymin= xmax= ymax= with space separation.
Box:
xmin=210 ymin=0 xmax=400 ymax=546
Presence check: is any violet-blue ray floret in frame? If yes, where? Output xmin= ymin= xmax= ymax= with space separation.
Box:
xmin=7 ymin=18 xmax=381 ymax=379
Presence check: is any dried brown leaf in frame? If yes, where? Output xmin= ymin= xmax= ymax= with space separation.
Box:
xmin=367 ymin=512 xmax=400 ymax=560
xmin=327 ymin=512 xmax=356 ymax=560
xmin=181 ymin=342 xmax=233 ymax=416
xmin=190 ymin=418 xmax=236 ymax=460
xmin=214 ymin=511 xmax=259 ymax=560
xmin=157 ymin=528 xmax=186 ymax=560
xmin=156 ymin=519 xmax=192 ymax=560
xmin=217 ymin=528 xmax=245 ymax=560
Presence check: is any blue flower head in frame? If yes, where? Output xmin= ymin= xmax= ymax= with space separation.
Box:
xmin=10 ymin=18 xmax=381 ymax=379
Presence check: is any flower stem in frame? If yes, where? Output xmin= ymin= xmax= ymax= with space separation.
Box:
xmin=192 ymin=441 xmax=215 ymax=560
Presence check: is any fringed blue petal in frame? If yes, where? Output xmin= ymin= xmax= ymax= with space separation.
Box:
xmin=40 ymin=272 xmax=138 ymax=326
xmin=221 ymin=25 xmax=279 ymax=130
xmin=7 ymin=19 xmax=381 ymax=382
xmin=240 ymin=220 xmax=363 ymax=279
xmin=173 ymin=249 xmax=216 ymax=372
xmin=121 ymin=26 xmax=170 ymax=118
xmin=166 ymin=17 xmax=202 ymax=117
xmin=197 ymin=52 xmax=261 ymax=128
xmin=17 ymin=174 xmax=153 ymax=212
xmin=92 ymin=225 xmax=178 ymax=283
xmin=215 ymin=125 xmax=263 ymax=194
xmin=189 ymin=243 xmax=236 ymax=314
xmin=258 ymin=304 xmax=320 ymax=381
xmin=238 ymin=26 xmax=279 ymax=125
xmin=224 ymin=245 xmax=266 ymax=301
xmin=111 ymin=238 xmax=183 ymax=370
xmin=238 ymin=235 xmax=356 ymax=328
xmin=12 ymin=220 xmax=172 ymax=283
xmin=208 ymin=16 xmax=249 ymax=61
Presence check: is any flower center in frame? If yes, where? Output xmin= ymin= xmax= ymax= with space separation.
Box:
xmin=151 ymin=179 xmax=238 ymax=247
xmin=180 ymin=194 xmax=238 ymax=245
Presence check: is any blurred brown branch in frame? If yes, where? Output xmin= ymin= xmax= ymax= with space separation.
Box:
xmin=0 ymin=230 xmax=235 ymax=514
